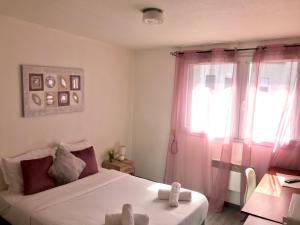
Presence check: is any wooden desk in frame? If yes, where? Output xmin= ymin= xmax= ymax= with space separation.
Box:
xmin=242 ymin=168 xmax=300 ymax=224
xmin=244 ymin=216 xmax=280 ymax=225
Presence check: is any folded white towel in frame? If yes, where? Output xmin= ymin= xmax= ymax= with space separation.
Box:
xmin=169 ymin=182 xmax=181 ymax=207
xmin=133 ymin=214 xmax=150 ymax=225
xmin=121 ymin=204 xmax=134 ymax=225
xmin=105 ymin=213 xmax=121 ymax=225
xmin=105 ymin=213 xmax=149 ymax=225
xmin=158 ymin=189 xmax=192 ymax=201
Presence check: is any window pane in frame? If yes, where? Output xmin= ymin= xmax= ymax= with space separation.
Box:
xmin=187 ymin=63 xmax=234 ymax=139
xmin=250 ymin=61 xmax=298 ymax=143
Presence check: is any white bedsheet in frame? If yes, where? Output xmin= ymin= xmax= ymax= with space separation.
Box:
xmin=0 ymin=169 xmax=208 ymax=225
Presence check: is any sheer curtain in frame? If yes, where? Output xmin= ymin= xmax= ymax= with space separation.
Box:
xmin=164 ymin=49 xmax=238 ymax=212
xmin=241 ymin=45 xmax=300 ymax=205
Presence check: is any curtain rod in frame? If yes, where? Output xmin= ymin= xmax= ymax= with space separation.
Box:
xmin=170 ymin=44 xmax=300 ymax=56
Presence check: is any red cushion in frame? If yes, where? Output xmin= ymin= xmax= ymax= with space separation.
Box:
xmin=71 ymin=146 xmax=98 ymax=178
xmin=21 ymin=156 xmax=55 ymax=195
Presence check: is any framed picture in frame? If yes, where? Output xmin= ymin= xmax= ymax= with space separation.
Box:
xmin=45 ymin=75 xmax=56 ymax=89
xmin=70 ymin=75 xmax=81 ymax=90
xmin=58 ymin=91 xmax=70 ymax=106
xmin=29 ymin=74 xmax=44 ymax=91
xmin=22 ymin=65 xmax=84 ymax=117
xmin=45 ymin=92 xmax=57 ymax=106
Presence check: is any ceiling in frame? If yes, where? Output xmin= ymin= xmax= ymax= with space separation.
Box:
xmin=0 ymin=0 xmax=299 ymax=49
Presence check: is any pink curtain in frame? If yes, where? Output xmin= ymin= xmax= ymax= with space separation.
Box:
xmin=241 ymin=45 xmax=300 ymax=206
xmin=164 ymin=49 xmax=238 ymax=212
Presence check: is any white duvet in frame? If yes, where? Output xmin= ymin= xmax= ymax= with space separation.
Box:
xmin=0 ymin=169 xmax=208 ymax=225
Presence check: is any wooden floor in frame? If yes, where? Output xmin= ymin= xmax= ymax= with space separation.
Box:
xmin=206 ymin=204 xmax=242 ymax=225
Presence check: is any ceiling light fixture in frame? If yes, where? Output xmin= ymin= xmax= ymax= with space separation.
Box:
xmin=142 ymin=8 xmax=164 ymax=25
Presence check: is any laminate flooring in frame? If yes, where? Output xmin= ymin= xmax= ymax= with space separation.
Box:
xmin=206 ymin=204 xmax=242 ymax=225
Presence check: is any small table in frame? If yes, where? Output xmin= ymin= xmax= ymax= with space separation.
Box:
xmin=102 ymin=159 xmax=135 ymax=175
xmin=242 ymin=168 xmax=300 ymax=223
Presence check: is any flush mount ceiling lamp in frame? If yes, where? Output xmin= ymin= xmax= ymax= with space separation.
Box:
xmin=142 ymin=8 xmax=164 ymax=25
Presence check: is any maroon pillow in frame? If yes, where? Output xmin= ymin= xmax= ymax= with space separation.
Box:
xmin=71 ymin=146 xmax=98 ymax=178
xmin=21 ymin=156 xmax=55 ymax=195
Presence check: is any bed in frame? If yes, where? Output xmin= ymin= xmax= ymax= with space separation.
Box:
xmin=0 ymin=168 xmax=208 ymax=225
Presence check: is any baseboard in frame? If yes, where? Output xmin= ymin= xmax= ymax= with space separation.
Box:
xmin=224 ymin=201 xmax=240 ymax=209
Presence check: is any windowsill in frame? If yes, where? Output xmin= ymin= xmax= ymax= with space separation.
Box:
xmin=211 ymin=159 xmax=241 ymax=172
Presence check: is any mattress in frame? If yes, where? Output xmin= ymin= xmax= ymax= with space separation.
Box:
xmin=0 ymin=169 xmax=208 ymax=225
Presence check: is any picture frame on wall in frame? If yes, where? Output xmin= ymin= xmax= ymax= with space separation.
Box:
xmin=21 ymin=65 xmax=84 ymax=117
xmin=58 ymin=91 xmax=70 ymax=106
xmin=29 ymin=73 xmax=44 ymax=91
xmin=70 ymin=75 xmax=81 ymax=90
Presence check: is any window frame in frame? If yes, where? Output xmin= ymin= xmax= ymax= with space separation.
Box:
xmin=184 ymin=51 xmax=253 ymax=139
xmin=185 ymin=50 xmax=300 ymax=145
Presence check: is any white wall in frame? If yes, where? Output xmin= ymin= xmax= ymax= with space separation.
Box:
xmin=132 ymin=49 xmax=175 ymax=182
xmin=0 ymin=15 xmax=134 ymax=188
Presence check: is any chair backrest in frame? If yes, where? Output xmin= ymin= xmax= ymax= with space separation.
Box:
xmin=244 ymin=167 xmax=257 ymax=205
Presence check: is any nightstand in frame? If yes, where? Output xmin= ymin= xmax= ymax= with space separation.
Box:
xmin=102 ymin=159 xmax=135 ymax=175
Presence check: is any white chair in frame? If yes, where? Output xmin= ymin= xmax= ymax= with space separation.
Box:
xmin=244 ymin=167 xmax=256 ymax=205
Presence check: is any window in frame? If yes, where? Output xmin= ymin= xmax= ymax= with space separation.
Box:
xmin=186 ymin=63 xmax=235 ymax=139
xmin=186 ymin=54 xmax=299 ymax=144
xmin=249 ymin=60 xmax=299 ymax=143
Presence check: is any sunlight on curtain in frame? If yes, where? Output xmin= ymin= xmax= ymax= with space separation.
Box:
xmin=165 ymin=50 xmax=238 ymax=212
xmin=247 ymin=61 xmax=298 ymax=144
xmin=240 ymin=46 xmax=300 ymax=207
xmin=188 ymin=63 xmax=234 ymax=140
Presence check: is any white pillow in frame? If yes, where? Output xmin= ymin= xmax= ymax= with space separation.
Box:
xmin=60 ymin=139 xmax=92 ymax=152
xmin=0 ymin=147 xmax=56 ymax=193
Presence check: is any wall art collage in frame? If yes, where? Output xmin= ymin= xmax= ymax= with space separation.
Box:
xmin=22 ymin=65 xmax=84 ymax=117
